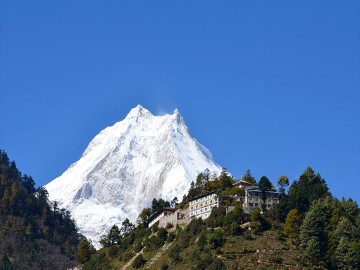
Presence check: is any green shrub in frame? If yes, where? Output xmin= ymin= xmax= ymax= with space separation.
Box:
xmin=134 ymin=242 xmax=143 ymax=253
xmin=167 ymin=232 xmax=175 ymax=243
xmin=122 ymin=251 xmax=135 ymax=262
xmin=244 ymin=230 xmax=252 ymax=240
xmin=160 ymin=263 xmax=169 ymax=270
xmin=168 ymin=244 xmax=182 ymax=263
xmin=108 ymin=245 xmax=119 ymax=258
xmin=82 ymin=253 xmax=111 ymax=270
xmin=152 ymin=224 xmax=159 ymax=233
xmin=132 ymin=254 xmax=146 ymax=269
xmin=157 ymin=227 xmax=168 ymax=242
xmin=149 ymin=235 xmax=164 ymax=250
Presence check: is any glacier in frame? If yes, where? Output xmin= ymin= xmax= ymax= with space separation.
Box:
xmin=45 ymin=105 xmax=222 ymax=248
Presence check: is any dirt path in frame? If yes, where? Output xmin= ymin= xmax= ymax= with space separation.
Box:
xmin=143 ymin=242 xmax=173 ymax=269
xmin=122 ymin=249 xmax=144 ymax=270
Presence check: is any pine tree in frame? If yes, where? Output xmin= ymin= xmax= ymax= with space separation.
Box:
xmin=300 ymin=199 xmax=330 ymax=264
xmin=304 ymin=238 xmax=321 ymax=267
xmin=77 ymin=237 xmax=92 ymax=263
xmin=0 ymin=189 xmax=10 ymax=214
xmin=242 ymin=169 xmax=256 ymax=185
xmin=108 ymin=224 xmax=121 ymax=245
xmin=9 ymin=181 xmax=19 ymax=212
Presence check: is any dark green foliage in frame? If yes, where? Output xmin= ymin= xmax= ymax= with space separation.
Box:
xmin=207 ymin=230 xmax=224 ymax=249
xmin=108 ymin=245 xmax=120 ymax=258
xmin=77 ymin=237 xmax=93 ymax=263
xmin=152 ymin=223 xmax=159 ymax=233
xmin=120 ymin=218 xmax=135 ymax=236
xmin=274 ymin=167 xmax=330 ymax=222
xmin=134 ymin=241 xmax=143 ymax=253
xmin=0 ymin=254 xmax=13 ymax=270
xmin=148 ymin=235 xmax=165 ymax=250
xmin=207 ymin=205 xmax=225 ymax=228
xmin=108 ymin=224 xmax=121 ymax=245
xmin=217 ymin=169 xmax=234 ymax=189
xmin=288 ymin=167 xmax=330 ymax=214
xmin=194 ymin=251 xmax=226 ymax=270
xmin=297 ymin=196 xmax=360 ymax=269
xmin=0 ymin=150 xmax=80 ymax=269
xmin=223 ymin=206 xmax=243 ymax=235
xmin=244 ymin=229 xmax=252 ymax=240
xmin=167 ymin=231 xmax=175 ymax=243
xmin=197 ymin=232 xmax=207 ymax=250
xmin=258 ymin=176 xmax=273 ymax=191
xmin=160 ymin=262 xmax=169 ymax=270
xmin=242 ymin=169 xmax=256 ymax=185
xmin=122 ymin=251 xmax=135 ymax=262
xmin=157 ymin=227 xmax=168 ymax=242
xmin=82 ymin=253 xmax=111 ymax=270
xmin=300 ymin=199 xmax=330 ymax=263
xmin=168 ymin=243 xmax=182 ymax=263
xmin=132 ymin=254 xmax=146 ymax=269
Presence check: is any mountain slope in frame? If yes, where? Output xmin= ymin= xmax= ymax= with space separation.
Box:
xmin=45 ymin=105 xmax=222 ymax=247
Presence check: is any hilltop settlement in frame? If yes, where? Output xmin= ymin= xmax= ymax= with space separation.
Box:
xmin=0 ymin=150 xmax=359 ymax=270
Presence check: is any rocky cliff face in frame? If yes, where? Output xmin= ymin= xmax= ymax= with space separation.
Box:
xmin=45 ymin=105 xmax=222 ymax=247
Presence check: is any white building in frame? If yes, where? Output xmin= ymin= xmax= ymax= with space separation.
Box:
xmin=189 ymin=191 xmax=219 ymax=220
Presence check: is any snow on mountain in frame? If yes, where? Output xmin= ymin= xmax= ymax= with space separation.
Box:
xmin=45 ymin=105 xmax=222 ymax=248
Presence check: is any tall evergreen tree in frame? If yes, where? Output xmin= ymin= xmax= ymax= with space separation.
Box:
xmin=108 ymin=224 xmax=121 ymax=245
xmin=77 ymin=237 xmax=92 ymax=263
xmin=242 ymin=169 xmax=256 ymax=185
xmin=300 ymin=199 xmax=330 ymax=265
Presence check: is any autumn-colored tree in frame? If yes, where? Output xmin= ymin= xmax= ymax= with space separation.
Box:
xmin=284 ymin=208 xmax=302 ymax=245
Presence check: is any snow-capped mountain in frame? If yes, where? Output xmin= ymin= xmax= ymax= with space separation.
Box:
xmin=45 ymin=105 xmax=222 ymax=248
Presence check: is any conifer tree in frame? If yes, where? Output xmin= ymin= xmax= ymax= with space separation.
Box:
xmin=300 ymin=199 xmax=330 ymax=264
xmin=108 ymin=224 xmax=121 ymax=245
xmin=0 ymin=189 xmax=10 ymax=214
xmin=78 ymin=237 xmax=92 ymax=263
xmin=242 ymin=169 xmax=256 ymax=185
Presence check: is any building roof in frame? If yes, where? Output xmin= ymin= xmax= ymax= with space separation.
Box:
xmin=233 ymin=179 xmax=254 ymax=186
xmin=147 ymin=207 xmax=176 ymax=223
xmin=189 ymin=190 xmax=218 ymax=202
xmin=247 ymin=189 xmax=279 ymax=194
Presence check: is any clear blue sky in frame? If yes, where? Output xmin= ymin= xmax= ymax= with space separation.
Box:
xmin=1 ymin=1 xmax=359 ymax=202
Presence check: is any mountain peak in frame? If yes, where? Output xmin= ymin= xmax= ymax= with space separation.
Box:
xmin=126 ymin=104 xmax=152 ymax=119
xmin=45 ymin=106 xmax=222 ymax=248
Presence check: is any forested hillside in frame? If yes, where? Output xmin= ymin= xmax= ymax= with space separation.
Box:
xmin=1 ymin=149 xmax=358 ymax=270
xmin=0 ymin=150 xmax=86 ymax=269
xmin=82 ymin=168 xmax=360 ymax=270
